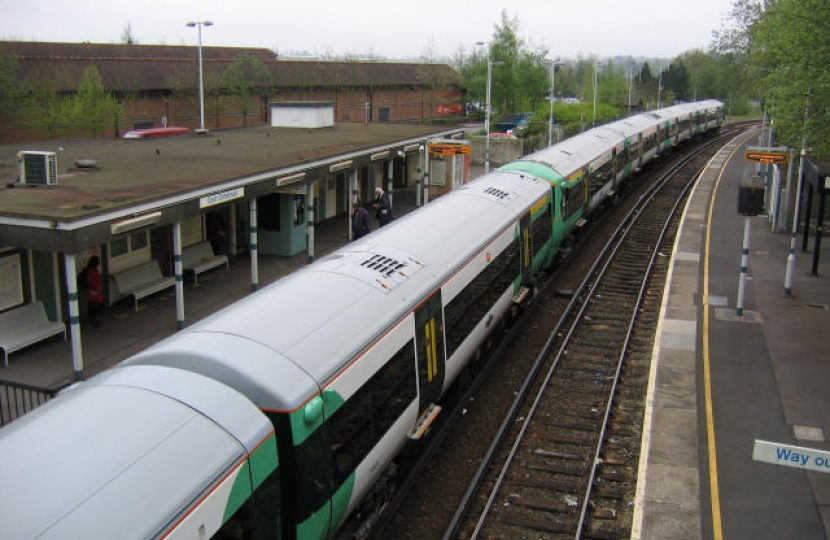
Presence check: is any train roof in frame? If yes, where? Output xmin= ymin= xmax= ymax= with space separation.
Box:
xmin=504 ymin=100 xmax=723 ymax=179
xmin=125 ymin=170 xmax=551 ymax=411
xmin=0 ymin=365 xmax=272 ymax=540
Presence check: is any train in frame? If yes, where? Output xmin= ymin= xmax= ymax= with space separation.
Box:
xmin=0 ymin=100 xmax=723 ymax=540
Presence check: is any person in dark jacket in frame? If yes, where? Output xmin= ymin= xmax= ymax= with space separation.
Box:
xmin=373 ymin=187 xmax=394 ymax=227
xmin=352 ymin=203 xmax=371 ymax=239
xmin=85 ymin=256 xmax=103 ymax=328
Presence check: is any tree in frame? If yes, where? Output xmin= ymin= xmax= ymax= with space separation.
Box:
xmin=462 ymin=10 xmax=551 ymax=128
xmin=221 ymin=53 xmax=273 ymax=126
xmin=71 ymin=65 xmax=121 ymax=137
xmin=121 ymin=22 xmax=138 ymax=45
xmin=747 ymin=0 xmax=830 ymax=157
xmin=0 ymin=45 xmax=20 ymax=119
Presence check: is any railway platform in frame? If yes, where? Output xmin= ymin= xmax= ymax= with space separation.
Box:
xmin=634 ymin=131 xmax=830 ymax=539
xmin=0 ymin=181 xmax=433 ymax=391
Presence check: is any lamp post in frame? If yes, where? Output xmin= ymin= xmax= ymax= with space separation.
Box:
xmin=592 ymin=61 xmax=602 ymax=126
xmin=186 ymin=20 xmax=213 ymax=133
xmin=546 ymin=57 xmax=560 ymax=146
xmin=476 ymin=42 xmax=505 ymax=174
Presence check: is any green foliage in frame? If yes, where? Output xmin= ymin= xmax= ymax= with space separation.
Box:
xmin=221 ymin=52 xmax=273 ymax=126
xmin=0 ymin=45 xmax=20 ymax=119
xmin=71 ymin=65 xmax=122 ymax=137
xmin=748 ymin=0 xmax=830 ymax=157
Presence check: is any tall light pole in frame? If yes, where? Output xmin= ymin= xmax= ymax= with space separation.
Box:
xmin=546 ymin=57 xmax=560 ymax=146
xmin=477 ymin=41 xmax=505 ymax=174
xmin=186 ymin=20 xmax=213 ymax=133
xmin=657 ymin=68 xmax=663 ymax=109
xmin=592 ymin=61 xmax=602 ymax=126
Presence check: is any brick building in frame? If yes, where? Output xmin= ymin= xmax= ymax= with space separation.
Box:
xmin=0 ymin=41 xmax=465 ymax=143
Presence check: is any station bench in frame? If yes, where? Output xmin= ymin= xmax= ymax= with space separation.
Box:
xmin=182 ymin=241 xmax=229 ymax=284
xmin=112 ymin=260 xmax=176 ymax=312
xmin=0 ymin=301 xmax=66 ymax=367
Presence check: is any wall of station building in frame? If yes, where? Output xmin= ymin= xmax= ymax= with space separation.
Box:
xmin=118 ymin=88 xmax=463 ymax=133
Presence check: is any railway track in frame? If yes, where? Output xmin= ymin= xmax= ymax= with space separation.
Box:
xmin=352 ymin=127 xmax=749 ymax=540
xmin=442 ymin=134 xmax=734 ymax=540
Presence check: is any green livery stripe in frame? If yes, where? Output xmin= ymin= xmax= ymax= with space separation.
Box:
xmin=330 ymin=473 xmax=357 ymax=533
xmin=296 ymin=502 xmax=331 ymax=540
xmin=499 ymin=161 xmax=564 ymax=185
xmin=249 ymin=434 xmax=279 ymax=490
xmin=289 ymin=389 xmax=345 ymax=445
xmin=223 ymin=461 xmax=252 ymax=523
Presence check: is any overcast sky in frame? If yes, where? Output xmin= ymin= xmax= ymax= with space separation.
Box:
xmin=1 ymin=0 xmax=736 ymax=61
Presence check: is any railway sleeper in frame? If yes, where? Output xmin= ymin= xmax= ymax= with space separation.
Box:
xmin=511 ymin=496 xmax=569 ymax=513
xmin=514 ymin=476 xmax=583 ymax=492
xmin=526 ymin=461 xmax=587 ymax=477
xmin=499 ymin=513 xmax=574 ymax=534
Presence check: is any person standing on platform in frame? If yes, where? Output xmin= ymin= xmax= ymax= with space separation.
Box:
xmin=374 ymin=187 xmax=394 ymax=227
xmin=85 ymin=256 xmax=103 ymax=328
xmin=352 ymin=203 xmax=371 ymax=239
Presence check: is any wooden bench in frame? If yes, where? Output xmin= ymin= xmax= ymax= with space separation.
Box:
xmin=0 ymin=301 xmax=66 ymax=367
xmin=112 ymin=260 xmax=176 ymax=312
xmin=182 ymin=241 xmax=229 ymax=284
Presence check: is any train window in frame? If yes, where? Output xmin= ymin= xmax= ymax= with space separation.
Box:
xmin=444 ymin=237 xmax=521 ymax=358
xmin=213 ymin=469 xmax=282 ymax=540
xmin=531 ymin=205 xmax=551 ymax=260
xmin=561 ymin=184 xmax=582 ymax=221
xmin=588 ymin=160 xmax=613 ymax=198
xmin=327 ymin=341 xmax=417 ymax=487
xmin=643 ymin=133 xmax=656 ymax=154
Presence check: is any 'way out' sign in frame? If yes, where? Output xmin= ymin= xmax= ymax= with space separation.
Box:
xmin=753 ymin=439 xmax=830 ymax=474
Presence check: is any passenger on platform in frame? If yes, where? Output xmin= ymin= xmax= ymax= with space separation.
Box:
xmin=352 ymin=203 xmax=371 ymax=239
xmin=85 ymin=256 xmax=103 ymax=328
xmin=373 ymin=187 xmax=394 ymax=227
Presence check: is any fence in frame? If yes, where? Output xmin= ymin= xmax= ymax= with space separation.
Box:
xmin=0 ymin=379 xmax=57 ymax=427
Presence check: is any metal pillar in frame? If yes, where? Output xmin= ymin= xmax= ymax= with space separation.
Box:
xmin=249 ymin=198 xmax=259 ymax=291
xmin=306 ymin=183 xmax=315 ymax=263
xmin=737 ymin=217 xmax=751 ymax=316
xmin=172 ymin=221 xmax=185 ymax=329
xmin=63 ymin=253 xmax=84 ymax=380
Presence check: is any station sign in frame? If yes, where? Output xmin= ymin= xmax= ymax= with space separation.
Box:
xmin=428 ymin=141 xmax=471 ymax=156
xmin=200 ymin=187 xmax=245 ymax=209
xmin=745 ymin=146 xmax=791 ymax=165
xmin=752 ymin=439 xmax=830 ymax=474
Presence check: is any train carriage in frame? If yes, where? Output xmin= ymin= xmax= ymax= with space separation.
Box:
xmin=122 ymin=170 xmax=554 ymax=539
xmin=0 ymin=366 xmax=279 ymax=540
xmin=0 ymin=100 xmax=723 ymax=540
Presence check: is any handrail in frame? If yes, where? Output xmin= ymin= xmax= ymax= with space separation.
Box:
xmin=0 ymin=379 xmax=57 ymax=427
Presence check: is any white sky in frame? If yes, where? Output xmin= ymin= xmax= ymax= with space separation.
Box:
xmin=1 ymin=0 xmax=735 ymax=61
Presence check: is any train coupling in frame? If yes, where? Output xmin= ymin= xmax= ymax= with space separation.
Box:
xmin=407 ymin=404 xmax=442 ymax=440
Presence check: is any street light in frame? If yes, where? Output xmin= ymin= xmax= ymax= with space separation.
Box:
xmin=545 ymin=57 xmax=560 ymax=146
xmin=477 ymin=41 xmax=505 ymax=174
xmin=186 ymin=20 xmax=213 ymax=133
xmin=593 ymin=61 xmax=602 ymax=126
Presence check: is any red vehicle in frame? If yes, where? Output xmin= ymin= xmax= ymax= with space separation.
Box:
xmin=123 ymin=126 xmax=191 ymax=139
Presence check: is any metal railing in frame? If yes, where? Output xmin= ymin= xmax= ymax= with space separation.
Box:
xmin=0 ymin=380 xmax=57 ymax=427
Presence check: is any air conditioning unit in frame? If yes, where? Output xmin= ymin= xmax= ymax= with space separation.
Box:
xmin=18 ymin=151 xmax=58 ymax=186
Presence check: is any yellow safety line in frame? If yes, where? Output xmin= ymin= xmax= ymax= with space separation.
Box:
xmin=704 ymin=140 xmax=745 ymax=540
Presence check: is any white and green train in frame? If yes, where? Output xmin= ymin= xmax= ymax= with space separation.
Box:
xmin=0 ymin=100 xmax=722 ymax=540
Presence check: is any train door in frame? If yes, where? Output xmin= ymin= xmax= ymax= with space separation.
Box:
xmin=520 ymin=213 xmax=532 ymax=280
xmin=415 ymin=291 xmax=446 ymax=409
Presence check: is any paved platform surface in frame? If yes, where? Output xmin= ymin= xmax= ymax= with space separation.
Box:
xmin=634 ymin=130 xmax=830 ymax=540
xmin=3 ymin=134 xmax=829 ymax=539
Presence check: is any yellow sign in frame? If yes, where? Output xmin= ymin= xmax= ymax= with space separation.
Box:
xmin=745 ymin=146 xmax=790 ymax=165
xmin=428 ymin=142 xmax=471 ymax=156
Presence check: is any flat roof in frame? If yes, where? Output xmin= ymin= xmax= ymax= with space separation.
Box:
xmin=0 ymin=122 xmax=463 ymax=251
